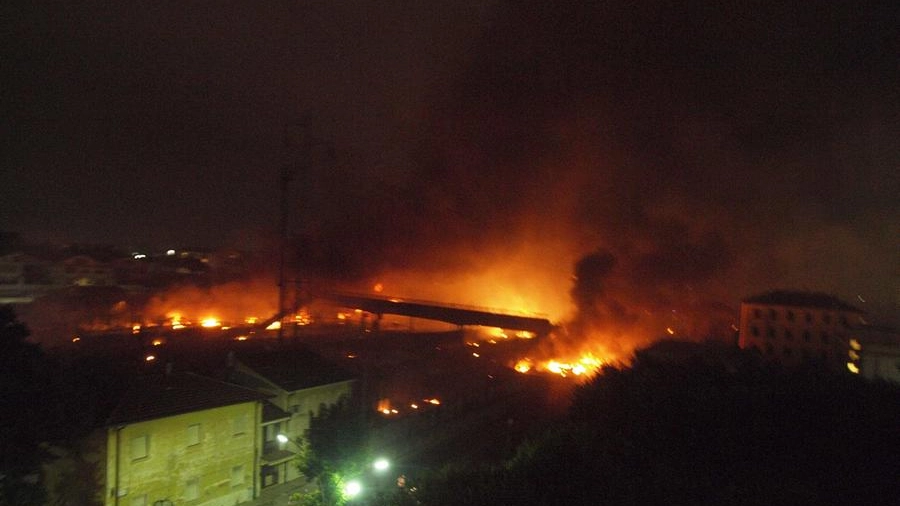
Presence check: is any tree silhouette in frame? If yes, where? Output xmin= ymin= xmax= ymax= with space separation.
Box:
xmin=0 ymin=305 xmax=49 ymax=505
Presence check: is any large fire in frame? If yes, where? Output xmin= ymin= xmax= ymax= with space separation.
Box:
xmin=514 ymin=351 xmax=609 ymax=379
xmin=111 ymin=247 xmax=673 ymax=383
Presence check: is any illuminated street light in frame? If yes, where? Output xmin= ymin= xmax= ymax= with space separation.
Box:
xmin=373 ymin=458 xmax=390 ymax=472
xmin=343 ymin=479 xmax=362 ymax=499
xmin=276 ymin=434 xmax=289 ymax=444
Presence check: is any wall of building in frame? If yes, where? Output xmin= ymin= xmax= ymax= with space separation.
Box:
xmin=104 ymin=402 xmax=260 ymax=506
xmin=738 ymin=303 xmax=857 ymax=369
xmin=272 ymin=380 xmax=354 ymax=484
xmin=860 ymin=343 xmax=900 ymax=384
xmin=286 ymin=380 xmax=355 ymax=436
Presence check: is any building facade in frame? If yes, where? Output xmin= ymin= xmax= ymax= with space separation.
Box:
xmin=738 ymin=290 xmax=865 ymax=370
xmin=226 ymin=347 xmax=356 ymax=489
xmin=104 ymin=372 xmax=268 ymax=506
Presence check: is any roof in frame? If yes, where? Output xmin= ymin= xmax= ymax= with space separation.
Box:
xmin=236 ymin=345 xmax=356 ymax=392
xmin=742 ymin=290 xmax=864 ymax=313
xmin=106 ymin=371 xmax=270 ymax=426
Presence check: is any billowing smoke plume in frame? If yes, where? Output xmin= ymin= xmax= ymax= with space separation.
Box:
xmin=311 ymin=0 xmax=898 ymax=355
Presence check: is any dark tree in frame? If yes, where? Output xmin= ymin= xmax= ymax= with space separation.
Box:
xmin=0 ymin=305 xmax=49 ymax=505
xmin=416 ymin=344 xmax=900 ymax=506
xmin=295 ymin=396 xmax=370 ymax=506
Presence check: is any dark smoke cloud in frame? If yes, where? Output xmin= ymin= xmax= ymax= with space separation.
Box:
xmin=355 ymin=0 xmax=899 ymax=341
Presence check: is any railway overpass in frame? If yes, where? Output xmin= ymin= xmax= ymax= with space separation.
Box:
xmin=318 ymin=291 xmax=555 ymax=337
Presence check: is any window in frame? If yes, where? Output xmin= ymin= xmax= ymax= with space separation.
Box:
xmin=764 ymin=343 xmax=774 ymax=355
xmin=803 ymin=331 xmax=811 ymax=342
xmin=185 ymin=477 xmax=200 ymax=501
xmin=131 ymin=435 xmax=148 ymax=461
xmin=769 ymin=309 xmax=778 ymax=320
xmin=783 ymin=347 xmax=792 ymax=358
xmin=784 ymin=329 xmax=793 ymax=341
xmin=750 ymin=326 xmax=759 ymax=337
xmin=805 ymin=312 xmax=812 ymax=323
xmin=232 ymin=465 xmax=244 ymax=486
xmin=786 ymin=310 xmax=794 ymax=321
xmin=821 ymin=332 xmax=829 ymax=344
xmin=823 ymin=313 xmax=832 ymax=324
xmin=753 ymin=309 xmax=761 ymax=319
xmin=766 ymin=327 xmax=776 ymax=339
xmin=131 ymin=495 xmax=147 ymax=506
xmin=265 ymin=422 xmax=281 ymax=443
xmin=187 ymin=424 xmax=201 ymax=446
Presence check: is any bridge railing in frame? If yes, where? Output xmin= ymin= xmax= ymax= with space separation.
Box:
xmin=319 ymin=289 xmax=550 ymax=320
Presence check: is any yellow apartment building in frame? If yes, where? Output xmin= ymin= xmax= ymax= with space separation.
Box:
xmin=104 ymin=372 xmax=269 ymax=506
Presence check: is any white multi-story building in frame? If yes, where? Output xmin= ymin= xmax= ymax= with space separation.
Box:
xmin=738 ymin=290 xmax=865 ymax=369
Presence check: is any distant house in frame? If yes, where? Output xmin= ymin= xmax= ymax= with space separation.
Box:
xmin=0 ymin=252 xmax=55 ymax=303
xmin=738 ymin=290 xmax=865 ymax=370
xmin=226 ymin=346 xmax=356 ymax=489
xmin=57 ymin=255 xmax=116 ymax=287
xmin=102 ymin=372 xmax=269 ymax=506
xmin=853 ymin=325 xmax=900 ymax=384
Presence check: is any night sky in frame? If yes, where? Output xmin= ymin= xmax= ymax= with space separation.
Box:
xmin=3 ymin=1 xmax=898 ymax=328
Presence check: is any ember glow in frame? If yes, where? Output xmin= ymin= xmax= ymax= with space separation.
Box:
xmin=200 ymin=317 xmax=222 ymax=328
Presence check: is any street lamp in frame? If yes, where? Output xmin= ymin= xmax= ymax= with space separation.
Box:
xmin=342 ymin=479 xmax=362 ymax=500
xmin=372 ymin=458 xmax=390 ymax=473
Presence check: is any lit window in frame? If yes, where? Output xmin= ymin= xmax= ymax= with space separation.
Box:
xmin=185 ymin=478 xmax=200 ymax=501
xmin=187 ymin=424 xmax=201 ymax=446
xmin=232 ymin=465 xmax=244 ymax=486
xmin=131 ymin=435 xmax=148 ymax=460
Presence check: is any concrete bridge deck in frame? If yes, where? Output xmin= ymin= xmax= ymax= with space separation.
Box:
xmin=318 ymin=291 xmax=555 ymax=337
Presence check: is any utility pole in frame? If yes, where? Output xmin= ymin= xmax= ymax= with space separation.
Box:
xmin=277 ymin=162 xmax=292 ymax=344
xmin=276 ymin=118 xmax=334 ymax=344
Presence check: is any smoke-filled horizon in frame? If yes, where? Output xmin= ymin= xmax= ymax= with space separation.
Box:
xmin=4 ymin=1 xmax=898 ymax=341
xmin=304 ymin=1 xmax=898 ymax=337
